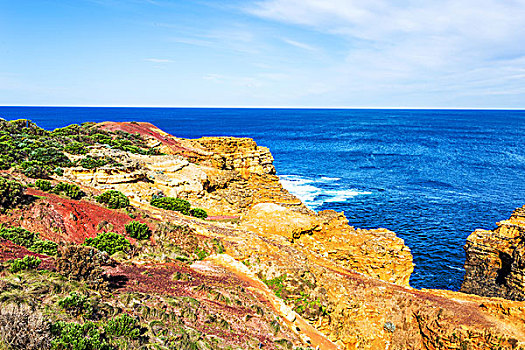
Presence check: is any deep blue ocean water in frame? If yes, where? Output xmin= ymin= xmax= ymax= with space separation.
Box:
xmin=1 ymin=107 xmax=524 ymax=290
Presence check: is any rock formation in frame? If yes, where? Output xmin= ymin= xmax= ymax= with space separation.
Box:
xmin=65 ymin=122 xmax=302 ymax=216
xmin=1 ymin=120 xmax=525 ymax=349
xmin=461 ymin=205 xmax=525 ymax=301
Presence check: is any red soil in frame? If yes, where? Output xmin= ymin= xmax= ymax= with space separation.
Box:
xmin=0 ymin=239 xmax=55 ymax=271
xmin=98 ymin=122 xmax=199 ymax=155
xmin=0 ymin=189 xmax=149 ymax=244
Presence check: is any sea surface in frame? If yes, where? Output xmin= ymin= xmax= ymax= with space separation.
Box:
xmin=1 ymin=107 xmax=524 ymax=290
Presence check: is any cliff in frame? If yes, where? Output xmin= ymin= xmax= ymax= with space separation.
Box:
xmin=0 ymin=119 xmax=524 ymax=350
xmin=461 ymin=205 xmax=525 ymax=300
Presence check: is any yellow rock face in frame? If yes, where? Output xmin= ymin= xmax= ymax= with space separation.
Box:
xmin=461 ymin=205 xmax=525 ymax=300
xmin=61 ymin=122 xmax=525 ymax=349
xmin=240 ymin=203 xmax=413 ymax=286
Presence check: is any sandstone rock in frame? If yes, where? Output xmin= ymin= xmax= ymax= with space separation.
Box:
xmin=240 ymin=203 xmax=413 ymax=286
xmin=66 ymin=123 xmax=303 ymax=215
xmin=461 ymin=205 xmax=525 ymax=300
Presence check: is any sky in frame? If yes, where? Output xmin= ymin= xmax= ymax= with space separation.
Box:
xmin=1 ymin=0 xmax=525 ymax=108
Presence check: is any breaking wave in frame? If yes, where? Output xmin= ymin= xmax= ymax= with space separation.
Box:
xmin=279 ymin=174 xmax=371 ymax=209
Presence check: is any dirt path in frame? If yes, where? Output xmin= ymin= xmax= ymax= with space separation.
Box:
xmin=205 ymin=254 xmax=340 ymax=350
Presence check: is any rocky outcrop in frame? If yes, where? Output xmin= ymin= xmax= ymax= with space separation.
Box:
xmin=4 ymin=120 xmax=523 ymax=349
xmin=461 ymin=205 xmax=525 ymax=301
xmin=220 ymin=209 xmax=525 ymax=349
xmin=240 ymin=203 xmax=413 ymax=286
xmin=65 ymin=122 xmax=302 ymax=215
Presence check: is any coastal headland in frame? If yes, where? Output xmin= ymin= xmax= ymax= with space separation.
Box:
xmin=0 ymin=119 xmax=524 ymax=349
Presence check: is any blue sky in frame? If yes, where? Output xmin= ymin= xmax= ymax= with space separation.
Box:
xmin=1 ymin=0 xmax=525 ymax=108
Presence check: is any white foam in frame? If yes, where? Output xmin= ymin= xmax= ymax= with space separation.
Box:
xmin=320 ymin=176 xmax=341 ymax=182
xmin=447 ymin=265 xmax=464 ymax=272
xmin=279 ymin=174 xmax=371 ymax=209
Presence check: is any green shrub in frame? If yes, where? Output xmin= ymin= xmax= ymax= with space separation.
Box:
xmin=125 ymin=221 xmax=151 ymax=240
xmin=9 ymin=255 xmax=41 ymax=273
xmin=28 ymin=147 xmax=72 ymax=167
xmin=21 ymin=161 xmax=48 ymax=178
xmin=189 ymin=208 xmax=208 ymax=219
xmin=0 ymin=177 xmax=25 ymax=210
xmin=53 ymin=182 xmax=83 ymax=200
xmin=0 ymin=155 xmax=14 ymax=170
xmin=150 ymin=197 xmax=190 ymax=215
xmin=0 ymin=227 xmax=36 ymax=247
xmin=50 ymin=321 xmax=113 ymax=350
xmin=96 ymin=190 xmax=129 ymax=209
xmin=64 ymin=142 xmax=88 ymax=155
xmin=35 ymin=179 xmax=52 ymax=192
xmin=104 ymin=314 xmax=140 ymax=339
xmin=58 ymin=292 xmax=93 ymax=317
xmin=30 ymin=239 xmax=58 ymax=256
xmin=84 ymin=232 xmax=132 ymax=255
xmin=54 ymin=167 xmax=64 ymax=176
xmin=80 ymin=156 xmax=108 ymax=170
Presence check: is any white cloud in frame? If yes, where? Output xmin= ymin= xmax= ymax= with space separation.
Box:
xmin=144 ymin=58 xmax=173 ymax=63
xmin=245 ymin=0 xmax=525 ymax=106
xmin=281 ymin=38 xmax=316 ymax=51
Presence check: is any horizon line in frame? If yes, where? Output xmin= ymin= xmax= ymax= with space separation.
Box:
xmin=0 ymin=104 xmax=524 ymax=111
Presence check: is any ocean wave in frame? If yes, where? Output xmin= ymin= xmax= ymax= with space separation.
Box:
xmin=447 ymin=265 xmax=464 ymax=272
xmin=279 ymin=174 xmax=371 ymax=208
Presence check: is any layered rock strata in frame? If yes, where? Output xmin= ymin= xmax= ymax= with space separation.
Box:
xmin=8 ymin=120 xmax=522 ymax=349
xmin=66 ymin=122 xmax=301 ymax=216
xmin=240 ymin=203 xmax=413 ymax=286
xmin=461 ymin=205 xmax=525 ymax=301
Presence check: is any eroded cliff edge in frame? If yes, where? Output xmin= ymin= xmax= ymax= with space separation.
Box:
xmin=461 ymin=205 xmax=525 ymax=301
xmin=0 ymin=119 xmax=524 ymax=350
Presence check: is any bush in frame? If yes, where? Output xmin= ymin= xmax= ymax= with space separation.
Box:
xmin=56 ymin=245 xmax=114 ymax=290
xmin=0 ymin=226 xmax=58 ymax=256
xmin=0 ymin=177 xmax=25 ymax=211
xmin=84 ymin=232 xmax=132 ymax=256
xmin=35 ymin=179 xmax=52 ymax=192
xmin=150 ymin=197 xmax=190 ymax=215
xmin=58 ymin=292 xmax=93 ymax=318
xmin=9 ymin=255 xmax=41 ymax=273
xmin=21 ymin=162 xmax=48 ymax=178
xmin=125 ymin=221 xmax=151 ymax=240
xmin=30 ymin=239 xmax=58 ymax=256
xmin=28 ymin=147 xmax=71 ymax=168
xmin=64 ymin=142 xmax=87 ymax=155
xmin=96 ymin=190 xmax=129 ymax=209
xmin=52 ymin=182 xmax=83 ymax=200
xmin=50 ymin=321 xmax=113 ymax=350
xmin=79 ymin=156 xmax=108 ymax=170
xmin=104 ymin=314 xmax=140 ymax=339
xmin=0 ymin=227 xmax=36 ymax=247
xmin=189 ymin=208 xmax=208 ymax=219
xmin=0 ymin=303 xmax=51 ymax=350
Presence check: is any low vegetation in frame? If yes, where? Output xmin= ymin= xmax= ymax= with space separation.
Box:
xmin=0 ymin=118 xmax=162 ymax=178
xmin=35 ymin=179 xmax=83 ymax=200
xmin=150 ymin=196 xmax=208 ymax=219
xmin=84 ymin=232 xmax=132 ymax=256
xmin=96 ymin=190 xmax=129 ymax=209
xmin=0 ymin=177 xmax=25 ymax=212
xmin=0 ymin=226 xmax=58 ymax=256
xmin=9 ymin=255 xmax=41 ymax=273
xmin=124 ymin=221 xmax=151 ymax=240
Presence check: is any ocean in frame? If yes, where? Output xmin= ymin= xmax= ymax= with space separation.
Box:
xmin=1 ymin=106 xmax=524 ymax=290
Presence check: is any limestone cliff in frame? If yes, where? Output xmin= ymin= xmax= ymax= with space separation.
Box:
xmin=461 ymin=205 xmax=525 ymax=301
xmin=240 ymin=203 xmax=413 ymax=286
xmin=67 ymin=122 xmax=302 ymax=216
xmin=3 ymin=120 xmax=524 ymax=350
